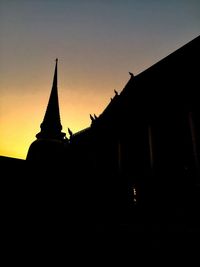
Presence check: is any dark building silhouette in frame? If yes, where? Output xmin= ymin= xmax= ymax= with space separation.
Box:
xmin=2 ymin=36 xmax=200 ymax=238
xmin=27 ymin=36 xmax=200 ymax=226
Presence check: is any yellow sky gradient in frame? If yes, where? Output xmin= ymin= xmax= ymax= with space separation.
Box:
xmin=0 ymin=68 xmax=129 ymax=159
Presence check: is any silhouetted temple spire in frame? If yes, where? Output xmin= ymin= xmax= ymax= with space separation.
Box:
xmin=36 ymin=59 xmax=66 ymax=140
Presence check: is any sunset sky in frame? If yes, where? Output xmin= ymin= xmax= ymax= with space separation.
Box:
xmin=0 ymin=0 xmax=199 ymax=160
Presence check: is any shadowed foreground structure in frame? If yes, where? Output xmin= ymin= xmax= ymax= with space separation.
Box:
xmin=2 ymin=36 xmax=200 ymax=251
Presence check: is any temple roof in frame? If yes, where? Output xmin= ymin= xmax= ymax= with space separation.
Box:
xmin=96 ymin=34 xmax=200 ymax=125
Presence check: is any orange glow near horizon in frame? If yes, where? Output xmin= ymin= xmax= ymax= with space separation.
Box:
xmin=0 ymin=74 xmax=127 ymax=159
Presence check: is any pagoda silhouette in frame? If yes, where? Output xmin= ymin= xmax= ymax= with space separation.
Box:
xmin=26 ymin=59 xmax=67 ymax=162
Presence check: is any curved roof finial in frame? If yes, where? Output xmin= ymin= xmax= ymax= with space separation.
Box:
xmin=68 ymin=128 xmax=73 ymax=137
xmin=114 ymin=89 xmax=118 ymax=95
xmin=129 ymin=72 xmax=134 ymax=78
